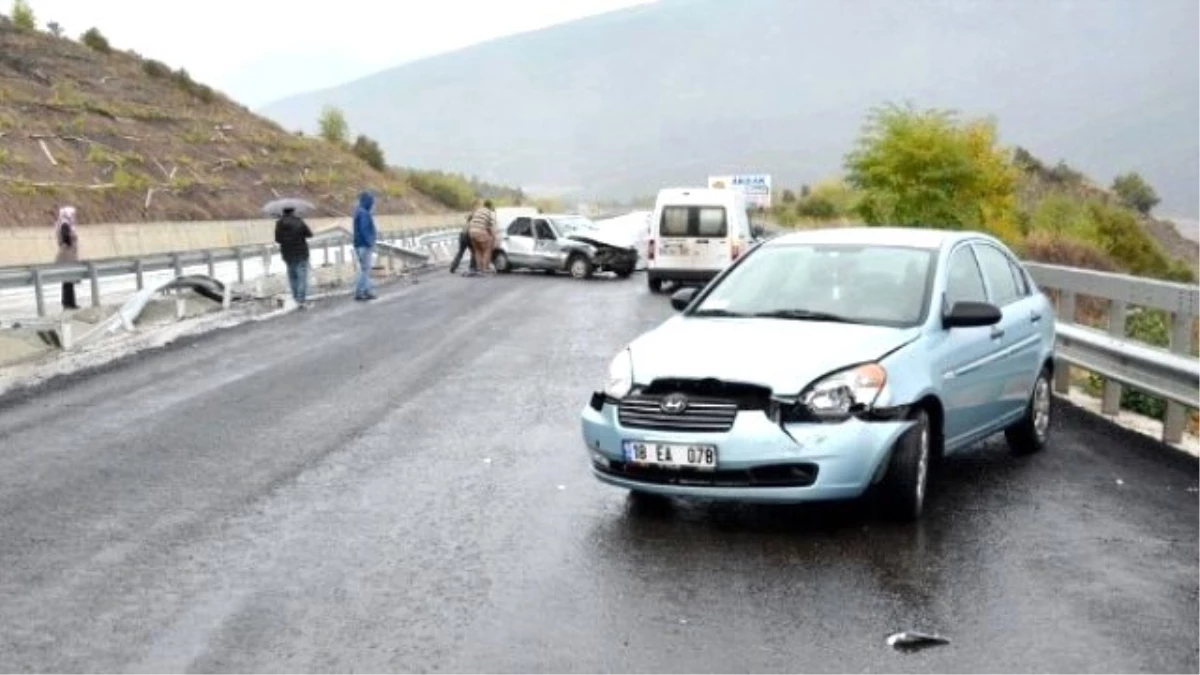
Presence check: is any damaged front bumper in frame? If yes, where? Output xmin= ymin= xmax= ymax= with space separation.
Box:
xmin=580 ymin=393 xmax=914 ymax=503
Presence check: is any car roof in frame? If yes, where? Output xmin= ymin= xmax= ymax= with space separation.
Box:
xmin=765 ymin=226 xmax=994 ymax=250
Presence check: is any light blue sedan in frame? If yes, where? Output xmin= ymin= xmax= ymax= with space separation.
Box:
xmin=580 ymin=227 xmax=1056 ymax=520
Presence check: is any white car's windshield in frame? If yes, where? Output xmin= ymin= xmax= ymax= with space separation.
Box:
xmin=691 ymin=244 xmax=935 ymax=327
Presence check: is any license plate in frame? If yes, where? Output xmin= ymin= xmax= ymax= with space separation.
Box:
xmin=661 ymin=242 xmax=688 ymax=255
xmin=622 ymin=440 xmax=718 ymax=470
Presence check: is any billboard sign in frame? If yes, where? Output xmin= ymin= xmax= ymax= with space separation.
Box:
xmin=708 ymin=174 xmax=772 ymax=209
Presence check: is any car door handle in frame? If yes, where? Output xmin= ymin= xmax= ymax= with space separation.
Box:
xmin=990 ymin=326 xmax=1005 ymax=340
xmin=1030 ymin=311 xmax=1042 ymax=324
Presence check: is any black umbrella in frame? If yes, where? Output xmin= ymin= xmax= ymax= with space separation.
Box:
xmin=262 ymin=198 xmax=315 ymax=217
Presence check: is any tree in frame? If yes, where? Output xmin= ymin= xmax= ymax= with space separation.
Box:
xmin=11 ymin=0 xmax=34 ymax=30
xmin=352 ymin=134 xmax=386 ymax=172
xmin=780 ymin=189 xmax=796 ymax=204
xmin=844 ymin=102 xmax=1019 ymax=242
xmin=46 ymin=21 xmax=63 ymax=37
xmin=1111 ymin=171 xmax=1160 ymax=215
xmin=318 ymin=106 xmax=348 ymax=145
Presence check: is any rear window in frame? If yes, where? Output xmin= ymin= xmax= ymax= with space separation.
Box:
xmin=659 ymin=206 xmax=728 ymax=238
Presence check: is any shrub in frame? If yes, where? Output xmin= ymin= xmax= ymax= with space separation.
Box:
xmin=1111 ymin=172 xmax=1160 ymax=216
xmin=318 ymin=106 xmax=348 ymax=145
xmin=11 ymin=0 xmax=34 ymax=30
xmin=80 ymin=27 xmax=111 ymax=53
xmin=1085 ymin=309 xmax=1171 ymax=419
xmin=795 ymin=195 xmax=837 ymax=219
xmin=405 ymin=169 xmax=475 ymax=210
xmin=142 ymin=59 xmax=170 ymax=78
xmin=1018 ymin=231 xmax=1118 ymax=272
xmin=352 ymin=134 xmax=386 ymax=172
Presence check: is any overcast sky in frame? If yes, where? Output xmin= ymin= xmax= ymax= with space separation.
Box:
xmin=24 ymin=0 xmax=653 ymax=108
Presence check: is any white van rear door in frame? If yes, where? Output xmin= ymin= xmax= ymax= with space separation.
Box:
xmin=656 ymin=204 xmax=730 ymax=271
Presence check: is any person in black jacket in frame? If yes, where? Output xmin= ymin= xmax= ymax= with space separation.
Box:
xmin=274 ymin=207 xmax=314 ymax=307
xmin=449 ymin=213 xmax=477 ymax=275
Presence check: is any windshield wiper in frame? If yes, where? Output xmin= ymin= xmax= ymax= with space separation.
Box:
xmin=690 ymin=308 xmax=751 ymax=318
xmin=751 ymin=309 xmax=864 ymax=324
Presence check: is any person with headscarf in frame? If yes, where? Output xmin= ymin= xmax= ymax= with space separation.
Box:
xmin=54 ymin=206 xmax=80 ymax=310
xmin=466 ymin=200 xmax=497 ymax=275
xmin=352 ymin=191 xmax=377 ymax=301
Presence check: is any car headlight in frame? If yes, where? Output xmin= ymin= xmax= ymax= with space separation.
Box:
xmin=798 ymin=363 xmax=887 ymax=420
xmin=604 ymin=349 xmax=634 ymax=399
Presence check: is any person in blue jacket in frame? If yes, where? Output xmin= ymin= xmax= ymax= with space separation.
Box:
xmin=352 ymin=191 xmax=377 ymax=301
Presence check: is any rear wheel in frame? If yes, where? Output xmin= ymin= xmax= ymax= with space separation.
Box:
xmin=1005 ymin=366 xmax=1052 ymax=455
xmin=614 ymin=265 xmax=635 ymax=279
xmin=647 ymin=276 xmax=664 ymax=293
xmin=877 ymin=408 xmax=931 ymax=522
xmin=568 ymin=254 xmax=594 ymax=279
xmin=492 ymin=250 xmax=511 ymax=274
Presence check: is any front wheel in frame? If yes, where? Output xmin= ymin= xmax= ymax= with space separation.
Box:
xmin=614 ymin=265 xmax=635 ymax=279
xmin=567 ymin=254 xmax=594 ymax=280
xmin=1005 ymin=366 xmax=1052 ymax=455
xmin=492 ymin=250 xmax=512 ymax=274
xmin=877 ymin=408 xmax=932 ymax=522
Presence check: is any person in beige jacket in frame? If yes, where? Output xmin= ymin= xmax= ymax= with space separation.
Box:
xmin=53 ymin=206 xmax=80 ymax=310
xmin=466 ymin=200 xmax=497 ymax=275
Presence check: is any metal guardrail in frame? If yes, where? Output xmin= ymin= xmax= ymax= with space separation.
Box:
xmin=1025 ymin=262 xmax=1199 ymax=444
xmin=0 ymin=224 xmax=460 ymax=317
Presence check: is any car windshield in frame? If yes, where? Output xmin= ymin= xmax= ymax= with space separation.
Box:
xmin=552 ymin=216 xmax=595 ymax=234
xmin=690 ymin=243 xmax=936 ymax=327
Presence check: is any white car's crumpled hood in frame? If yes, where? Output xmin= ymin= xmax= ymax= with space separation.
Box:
xmin=628 ymin=316 xmax=921 ymax=395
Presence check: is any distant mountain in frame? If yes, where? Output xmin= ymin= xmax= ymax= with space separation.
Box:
xmin=260 ymin=0 xmax=1200 ymax=218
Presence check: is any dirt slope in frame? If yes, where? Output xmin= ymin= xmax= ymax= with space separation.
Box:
xmin=0 ymin=18 xmax=448 ymax=226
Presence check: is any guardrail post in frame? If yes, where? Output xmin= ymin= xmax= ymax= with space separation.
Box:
xmin=87 ymin=262 xmax=100 ymax=308
xmin=32 ymin=267 xmax=45 ymax=318
xmin=235 ymin=248 xmax=245 ymax=284
xmin=1053 ymin=290 xmax=1076 ymax=394
xmin=323 ymin=243 xmax=330 ymax=267
xmin=1162 ymin=313 xmax=1192 ymax=444
xmin=205 ymin=251 xmax=215 ymax=278
xmin=261 ymin=246 xmax=271 ymax=275
xmin=172 ymin=253 xmax=182 ymax=278
xmin=1101 ymin=299 xmax=1127 ymax=416
xmin=134 ymin=258 xmax=144 ymax=290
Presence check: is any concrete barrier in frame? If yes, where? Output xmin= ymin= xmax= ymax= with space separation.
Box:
xmin=0 ymin=212 xmax=469 ymax=266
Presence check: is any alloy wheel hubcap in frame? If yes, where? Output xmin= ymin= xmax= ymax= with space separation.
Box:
xmin=915 ymin=422 xmax=929 ymax=505
xmin=1034 ymin=376 xmax=1051 ymax=440
xmin=572 ymin=260 xmax=586 ymax=277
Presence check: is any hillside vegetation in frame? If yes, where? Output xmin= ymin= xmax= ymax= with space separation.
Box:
xmin=771 ymin=104 xmax=1196 ymax=284
xmin=0 ymin=12 xmax=476 ymax=225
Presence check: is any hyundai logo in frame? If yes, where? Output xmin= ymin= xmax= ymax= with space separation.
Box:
xmin=660 ymin=393 xmax=689 ymax=414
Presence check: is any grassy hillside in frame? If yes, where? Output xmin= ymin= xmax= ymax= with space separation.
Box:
xmin=0 ymin=16 xmax=453 ymax=226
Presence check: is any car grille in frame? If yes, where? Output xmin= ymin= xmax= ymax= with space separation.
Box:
xmin=617 ymin=395 xmax=738 ymax=433
xmin=598 ymin=461 xmax=819 ymax=488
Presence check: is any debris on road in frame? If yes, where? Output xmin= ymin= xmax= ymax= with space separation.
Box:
xmin=886 ymin=631 xmax=950 ymax=652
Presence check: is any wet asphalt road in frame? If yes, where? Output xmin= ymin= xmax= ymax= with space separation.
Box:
xmin=0 ymin=270 xmax=1196 ymax=673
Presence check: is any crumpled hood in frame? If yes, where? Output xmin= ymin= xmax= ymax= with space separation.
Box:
xmin=567 ymin=231 xmax=635 ymax=250
xmin=628 ymin=316 xmax=921 ymax=395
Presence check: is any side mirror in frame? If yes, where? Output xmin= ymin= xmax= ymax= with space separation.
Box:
xmin=670 ymin=287 xmax=698 ymax=311
xmin=943 ymin=300 xmax=1002 ymax=328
